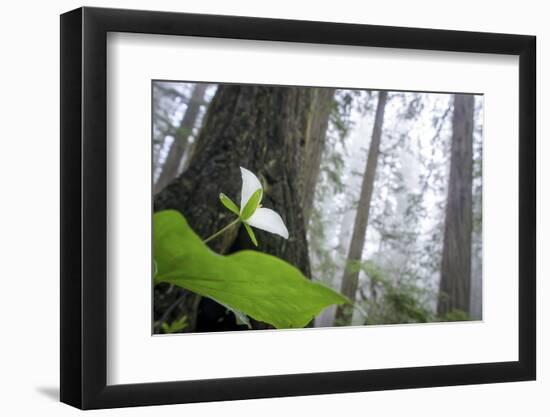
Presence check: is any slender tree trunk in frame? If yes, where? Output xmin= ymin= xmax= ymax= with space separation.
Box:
xmin=437 ymin=94 xmax=474 ymax=317
xmin=154 ymin=84 xmax=208 ymax=194
xmin=301 ymin=88 xmax=335 ymax=224
xmin=153 ymin=137 xmax=165 ymax=179
xmin=334 ymin=91 xmax=388 ymax=326
xmin=154 ymin=85 xmax=330 ymax=331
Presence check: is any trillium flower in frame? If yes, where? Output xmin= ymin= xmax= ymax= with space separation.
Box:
xmin=219 ymin=167 xmax=289 ymax=246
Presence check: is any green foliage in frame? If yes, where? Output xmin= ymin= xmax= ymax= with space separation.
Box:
xmin=219 ymin=193 xmax=240 ymax=215
xmin=243 ymin=222 xmax=258 ymax=247
xmin=240 ymin=189 xmax=262 ymax=220
xmin=440 ymin=309 xmax=470 ymax=322
xmin=210 ymin=298 xmax=252 ymax=328
xmin=160 ymin=315 xmax=188 ymax=334
xmin=153 ymin=259 xmax=158 ymax=278
xmin=353 ymin=260 xmax=433 ymax=325
xmin=218 ymin=190 xmax=260 ymax=246
xmin=154 ymin=210 xmax=348 ymax=329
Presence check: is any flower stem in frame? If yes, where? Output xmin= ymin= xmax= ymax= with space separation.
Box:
xmin=203 ymin=218 xmax=241 ymax=243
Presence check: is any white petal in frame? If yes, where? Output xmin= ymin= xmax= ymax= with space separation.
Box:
xmin=246 ymin=208 xmax=289 ymax=239
xmin=240 ymin=167 xmax=263 ymax=210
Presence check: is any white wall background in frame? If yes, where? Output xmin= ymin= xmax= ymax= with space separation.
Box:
xmin=0 ymin=0 xmax=545 ymax=415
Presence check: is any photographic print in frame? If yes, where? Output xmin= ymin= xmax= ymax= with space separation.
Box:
xmin=152 ymin=81 xmax=483 ymax=334
xmin=60 ymin=9 xmax=536 ymax=407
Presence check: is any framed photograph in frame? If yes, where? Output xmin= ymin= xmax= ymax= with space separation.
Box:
xmin=60 ymin=6 xmax=536 ymax=409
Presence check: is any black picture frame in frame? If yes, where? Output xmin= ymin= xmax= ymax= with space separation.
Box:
xmin=60 ymin=6 xmax=536 ymax=410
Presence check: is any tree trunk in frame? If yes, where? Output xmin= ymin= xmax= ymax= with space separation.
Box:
xmin=154 ymin=83 xmax=208 ymax=195
xmin=154 ymin=84 xmax=331 ymax=331
xmin=301 ymin=88 xmax=335 ymax=224
xmin=334 ymin=91 xmax=388 ymax=326
xmin=437 ymin=94 xmax=474 ymax=317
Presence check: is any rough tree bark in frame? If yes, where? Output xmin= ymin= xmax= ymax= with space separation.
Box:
xmin=334 ymin=91 xmax=388 ymax=326
xmin=154 ymin=83 xmax=208 ymax=195
xmin=437 ymin=94 xmax=474 ymax=316
xmin=301 ymin=88 xmax=335 ymax=224
xmin=154 ymin=84 xmax=333 ymax=332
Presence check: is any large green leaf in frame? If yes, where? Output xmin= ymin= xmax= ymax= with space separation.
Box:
xmin=154 ymin=210 xmax=348 ymax=329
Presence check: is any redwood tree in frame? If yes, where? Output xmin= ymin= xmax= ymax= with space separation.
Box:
xmin=437 ymin=94 xmax=475 ymax=316
xmin=154 ymin=83 xmax=208 ymax=194
xmin=154 ymin=84 xmax=334 ymax=331
xmin=334 ymin=91 xmax=388 ymax=326
xmin=302 ymin=88 xmax=335 ymax=224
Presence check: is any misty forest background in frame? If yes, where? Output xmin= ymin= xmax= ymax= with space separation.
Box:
xmin=152 ymin=81 xmax=483 ymax=333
